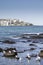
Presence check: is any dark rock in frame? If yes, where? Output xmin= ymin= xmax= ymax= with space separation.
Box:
xmin=3 ymin=48 xmax=17 ymax=57
xmin=27 ymin=39 xmax=31 ymax=42
xmin=6 ymin=48 xmax=17 ymax=51
xmin=2 ymin=40 xmax=15 ymax=44
xmin=21 ymin=36 xmax=29 ymax=39
xmin=22 ymin=41 xmax=26 ymax=43
xmin=29 ymin=44 xmax=37 ymax=47
xmin=31 ymin=35 xmax=43 ymax=39
xmin=32 ymin=40 xmax=38 ymax=43
xmin=30 ymin=47 xmax=36 ymax=51
xmin=39 ymin=33 xmax=43 ymax=36
xmin=0 ymin=48 xmax=3 ymax=52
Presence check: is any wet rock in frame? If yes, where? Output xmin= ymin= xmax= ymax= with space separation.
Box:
xmin=31 ymin=35 xmax=43 ymax=39
xmin=21 ymin=33 xmax=43 ymax=39
xmin=29 ymin=47 xmax=36 ymax=51
xmin=21 ymin=36 xmax=29 ymax=39
xmin=0 ymin=41 xmax=2 ymax=42
xmin=5 ymin=48 xmax=17 ymax=51
xmin=24 ymin=49 xmax=29 ymax=52
xmin=27 ymin=39 xmax=31 ymax=42
xmin=39 ymin=33 xmax=43 ymax=36
xmin=21 ymin=41 xmax=27 ymax=43
xmin=32 ymin=40 xmax=38 ymax=43
xmin=0 ymin=48 xmax=3 ymax=52
xmin=22 ymin=33 xmax=37 ymax=37
xmin=3 ymin=48 xmax=17 ymax=57
xmin=31 ymin=54 xmax=37 ymax=57
xmin=29 ymin=44 xmax=37 ymax=47
xmin=39 ymin=50 xmax=43 ymax=57
xmin=2 ymin=40 xmax=15 ymax=44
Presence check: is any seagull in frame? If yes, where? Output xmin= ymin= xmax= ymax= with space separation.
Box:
xmin=19 ymin=57 xmax=22 ymax=61
xmin=9 ymin=50 xmax=11 ymax=53
xmin=15 ymin=55 xmax=22 ymax=61
xmin=26 ymin=54 xmax=31 ymax=59
xmin=15 ymin=55 xmax=19 ymax=60
xmin=36 ymin=55 xmax=41 ymax=61
xmin=3 ymin=51 xmax=6 ymax=54
xmin=12 ymin=50 xmax=16 ymax=52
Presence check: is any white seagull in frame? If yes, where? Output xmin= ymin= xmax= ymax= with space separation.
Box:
xmin=12 ymin=50 xmax=16 ymax=52
xmin=36 ymin=55 xmax=41 ymax=61
xmin=3 ymin=51 xmax=6 ymax=54
xmin=9 ymin=50 xmax=11 ymax=53
xmin=26 ymin=54 xmax=31 ymax=59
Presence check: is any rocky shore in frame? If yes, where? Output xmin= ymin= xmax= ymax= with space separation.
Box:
xmin=0 ymin=19 xmax=33 ymax=26
xmin=0 ymin=33 xmax=43 ymax=59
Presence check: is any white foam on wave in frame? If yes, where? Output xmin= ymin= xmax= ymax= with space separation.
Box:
xmin=23 ymin=32 xmax=43 ymax=35
xmin=10 ymin=36 xmax=21 ymax=39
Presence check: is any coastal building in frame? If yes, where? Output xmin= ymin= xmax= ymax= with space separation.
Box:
xmin=0 ymin=19 xmax=33 ymax=26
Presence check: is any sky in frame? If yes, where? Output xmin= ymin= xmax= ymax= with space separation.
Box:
xmin=0 ymin=0 xmax=43 ymax=25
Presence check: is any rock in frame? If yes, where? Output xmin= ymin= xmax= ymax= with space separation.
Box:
xmin=29 ymin=44 xmax=37 ymax=47
xmin=3 ymin=48 xmax=17 ymax=57
xmin=31 ymin=54 xmax=37 ymax=57
xmin=2 ymin=40 xmax=15 ymax=44
xmin=31 ymin=35 xmax=43 ymax=39
xmin=21 ymin=41 xmax=27 ymax=43
xmin=32 ymin=40 xmax=38 ymax=43
xmin=27 ymin=39 xmax=31 ymax=42
xmin=30 ymin=47 xmax=36 ymax=51
xmin=39 ymin=50 xmax=43 ymax=57
xmin=6 ymin=48 xmax=17 ymax=51
xmin=0 ymin=48 xmax=3 ymax=52
xmin=21 ymin=36 xmax=29 ymax=39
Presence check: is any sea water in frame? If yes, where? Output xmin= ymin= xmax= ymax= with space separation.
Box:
xmin=0 ymin=26 xmax=43 ymax=65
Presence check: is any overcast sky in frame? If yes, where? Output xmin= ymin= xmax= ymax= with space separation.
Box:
xmin=0 ymin=0 xmax=43 ymax=25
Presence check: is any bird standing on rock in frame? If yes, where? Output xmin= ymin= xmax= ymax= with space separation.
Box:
xmin=15 ymin=55 xmax=22 ymax=61
xmin=26 ymin=54 xmax=31 ymax=59
xmin=9 ymin=51 xmax=11 ymax=54
xmin=3 ymin=51 xmax=6 ymax=54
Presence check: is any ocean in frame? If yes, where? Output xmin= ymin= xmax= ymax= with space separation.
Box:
xmin=0 ymin=26 xmax=43 ymax=65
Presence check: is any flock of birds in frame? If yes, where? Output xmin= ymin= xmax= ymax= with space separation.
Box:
xmin=3 ymin=50 xmax=41 ymax=62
